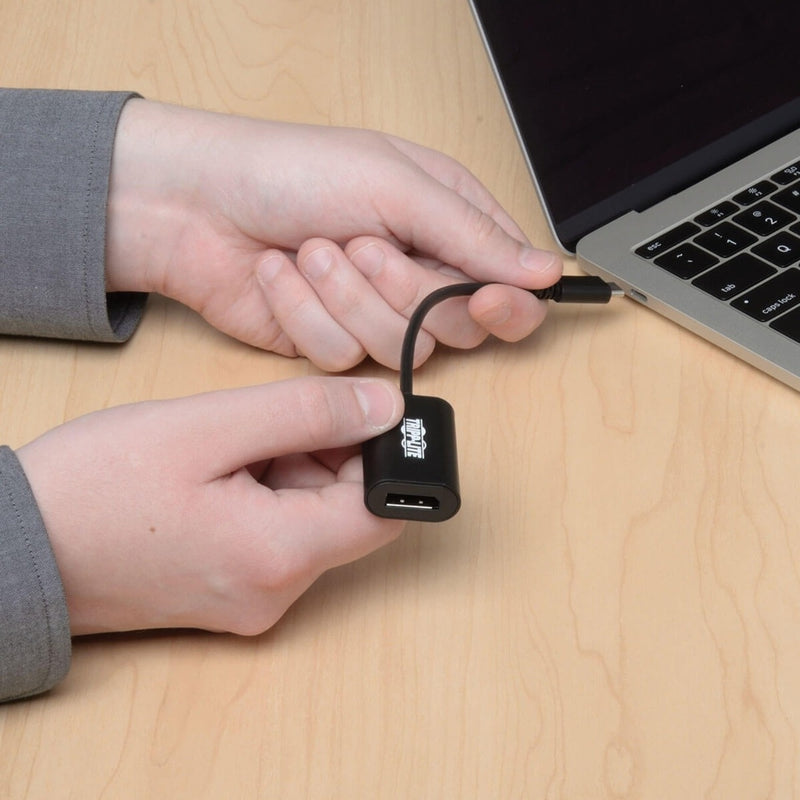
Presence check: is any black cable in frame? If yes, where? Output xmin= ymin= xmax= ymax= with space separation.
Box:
xmin=399 ymin=275 xmax=622 ymax=394
xmin=363 ymin=274 xmax=622 ymax=522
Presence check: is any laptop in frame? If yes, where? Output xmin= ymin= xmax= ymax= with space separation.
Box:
xmin=469 ymin=0 xmax=800 ymax=391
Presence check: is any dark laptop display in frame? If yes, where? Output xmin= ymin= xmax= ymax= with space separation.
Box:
xmin=470 ymin=0 xmax=800 ymax=251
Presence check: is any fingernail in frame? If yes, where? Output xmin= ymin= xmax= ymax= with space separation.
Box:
xmin=353 ymin=380 xmax=398 ymax=430
xmin=349 ymin=243 xmax=385 ymax=277
xmin=479 ymin=302 xmax=512 ymax=326
xmin=302 ymin=247 xmax=333 ymax=280
xmin=520 ymin=248 xmax=559 ymax=273
xmin=257 ymin=253 xmax=283 ymax=284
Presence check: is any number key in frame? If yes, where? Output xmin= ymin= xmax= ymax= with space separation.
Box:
xmin=732 ymin=201 xmax=793 ymax=236
xmin=694 ymin=221 xmax=756 ymax=258
xmin=654 ymin=243 xmax=718 ymax=279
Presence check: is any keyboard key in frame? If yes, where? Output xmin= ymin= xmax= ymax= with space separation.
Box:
xmin=731 ymin=268 xmax=800 ymax=322
xmin=732 ymin=180 xmax=777 ymax=205
xmin=635 ymin=221 xmax=700 ymax=259
xmin=752 ymin=231 xmax=800 ymax=267
xmin=654 ymin=243 xmax=718 ymax=279
xmin=771 ymin=305 xmax=800 ymax=343
xmin=692 ymin=253 xmax=776 ymax=300
xmin=771 ymin=161 xmax=800 ymax=185
xmin=773 ymin=184 xmax=800 ymax=214
xmin=694 ymin=201 xmax=738 ymax=227
xmin=732 ymin=201 xmax=793 ymax=236
xmin=791 ymin=222 xmax=800 ymax=237
xmin=694 ymin=221 xmax=757 ymax=258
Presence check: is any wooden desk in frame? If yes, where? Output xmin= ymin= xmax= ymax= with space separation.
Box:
xmin=2 ymin=1 xmax=800 ymax=797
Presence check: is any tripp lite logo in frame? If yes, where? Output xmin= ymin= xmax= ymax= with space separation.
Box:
xmin=401 ymin=417 xmax=427 ymax=459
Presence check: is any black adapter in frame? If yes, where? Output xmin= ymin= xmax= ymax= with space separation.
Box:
xmin=361 ymin=276 xmax=622 ymax=523
xmin=363 ymin=393 xmax=461 ymax=522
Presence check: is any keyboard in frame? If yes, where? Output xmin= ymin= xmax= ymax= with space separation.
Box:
xmin=633 ymin=159 xmax=800 ymax=345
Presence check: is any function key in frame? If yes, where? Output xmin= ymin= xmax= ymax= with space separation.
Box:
xmin=694 ymin=201 xmax=737 ymax=227
xmin=731 ymin=268 xmax=800 ymax=322
xmin=752 ymin=231 xmax=800 ymax=268
xmin=732 ymin=201 xmax=793 ymax=236
xmin=654 ymin=243 xmax=718 ymax=279
xmin=732 ymin=180 xmax=777 ymax=205
xmin=634 ymin=221 xmax=700 ymax=259
xmin=694 ymin=221 xmax=757 ymax=258
xmin=692 ymin=253 xmax=776 ymax=300
xmin=771 ymin=161 xmax=800 ymax=185
xmin=773 ymin=184 xmax=800 ymax=214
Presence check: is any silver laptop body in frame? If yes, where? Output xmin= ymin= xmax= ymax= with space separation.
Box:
xmin=469 ymin=0 xmax=800 ymax=390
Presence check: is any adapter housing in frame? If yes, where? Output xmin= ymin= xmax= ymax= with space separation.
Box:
xmin=362 ymin=393 xmax=460 ymax=522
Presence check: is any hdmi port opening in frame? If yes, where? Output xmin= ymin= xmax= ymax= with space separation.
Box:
xmin=385 ymin=493 xmax=440 ymax=511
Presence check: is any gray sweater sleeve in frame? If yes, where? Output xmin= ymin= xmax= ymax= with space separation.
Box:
xmin=0 ymin=88 xmax=146 ymax=341
xmin=1 ymin=90 xmax=148 ymax=701
xmin=0 ymin=446 xmax=70 ymax=701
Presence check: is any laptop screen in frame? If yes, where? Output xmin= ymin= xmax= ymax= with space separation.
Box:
xmin=470 ymin=0 xmax=800 ymax=251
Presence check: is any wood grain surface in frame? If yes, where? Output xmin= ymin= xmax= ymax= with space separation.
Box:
xmin=1 ymin=1 xmax=799 ymax=798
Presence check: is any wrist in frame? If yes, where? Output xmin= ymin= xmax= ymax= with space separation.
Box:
xmin=105 ymin=98 xmax=153 ymax=293
xmin=104 ymin=99 xmax=205 ymax=295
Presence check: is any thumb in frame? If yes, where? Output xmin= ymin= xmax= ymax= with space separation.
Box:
xmin=409 ymin=191 xmax=561 ymax=288
xmin=174 ymin=376 xmax=404 ymax=476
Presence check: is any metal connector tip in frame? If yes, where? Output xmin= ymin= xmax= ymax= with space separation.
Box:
xmin=609 ymin=283 xmax=624 ymax=298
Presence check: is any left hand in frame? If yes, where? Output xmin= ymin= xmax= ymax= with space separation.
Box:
xmin=105 ymin=100 xmax=562 ymax=371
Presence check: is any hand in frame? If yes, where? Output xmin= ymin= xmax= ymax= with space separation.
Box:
xmin=16 ymin=377 xmax=404 ymax=635
xmin=105 ymin=100 xmax=562 ymax=371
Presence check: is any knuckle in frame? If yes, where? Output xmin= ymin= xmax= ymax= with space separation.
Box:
xmin=464 ymin=204 xmax=500 ymax=249
xmin=225 ymin=554 xmax=316 ymax=636
xmin=313 ymin=340 xmax=367 ymax=372
xmin=333 ymin=283 xmax=365 ymax=318
xmin=259 ymin=322 xmax=298 ymax=357
xmin=455 ymin=327 xmax=488 ymax=349
xmin=295 ymin=379 xmax=340 ymax=443
xmin=290 ymin=375 xmax=364 ymax=442
xmin=268 ymin=551 xmax=314 ymax=593
xmin=229 ymin=606 xmax=289 ymax=636
xmin=228 ymin=614 xmax=275 ymax=637
xmin=392 ymin=273 xmax=429 ymax=319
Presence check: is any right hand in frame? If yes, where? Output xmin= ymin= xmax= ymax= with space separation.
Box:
xmin=17 ymin=376 xmax=405 ymax=636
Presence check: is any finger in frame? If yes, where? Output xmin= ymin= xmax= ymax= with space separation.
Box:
xmin=165 ymin=376 xmax=404 ymax=478
xmin=346 ymin=237 xmax=478 ymax=349
xmin=335 ymin=453 xmax=364 ymax=483
xmin=349 ymin=237 xmax=539 ymax=351
xmin=262 ymin=453 xmax=337 ymax=490
xmin=264 ymin=446 xmax=360 ymax=490
xmin=467 ymin=283 xmax=550 ymax=342
xmin=267 ymin=481 xmax=406 ymax=572
xmin=296 ymin=238 xmax=435 ymax=369
xmin=380 ymin=139 xmax=563 ymax=288
xmin=256 ymin=250 xmax=366 ymax=371
xmin=387 ymin=135 xmax=530 ymax=241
